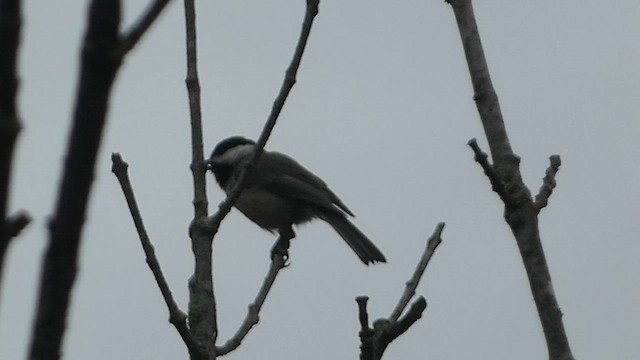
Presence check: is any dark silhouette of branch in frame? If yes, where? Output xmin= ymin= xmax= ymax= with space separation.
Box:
xmin=28 ymin=0 xmax=172 ymax=358
xmin=120 ymin=0 xmax=173 ymax=53
xmin=357 ymin=222 xmax=444 ymax=360
xmin=446 ymin=1 xmax=573 ymax=359
xmin=0 ymin=210 xmax=31 ymax=292
xmin=111 ymin=153 xmax=203 ymax=359
xmin=252 ymin=0 xmax=319 ymax=161
xmin=535 ymin=155 xmax=561 ymax=213
xmin=4 ymin=210 xmax=31 ymax=238
xmin=357 ymin=296 xmax=427 ymax=360
xmin=390 ymin=222 xmax=444 ymax=321
xmin=0 ymin=0 xmax=27 ymax=297
xmin=216 ymin=253 xmax=287 ymax=355
xmin=29 ymin=1 xmax=123 ymax=359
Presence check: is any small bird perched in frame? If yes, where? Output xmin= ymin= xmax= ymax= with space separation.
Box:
xmin=206 ymin=136 xmax=386 ymax=265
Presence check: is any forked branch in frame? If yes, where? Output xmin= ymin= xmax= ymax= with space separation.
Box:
xmin=180 ymin=0 xmax=321 ymax=357
xmin=389 ymin=222 xmax=444 ymax=321
xmin=446 ymin=1 xmax=573 ymax=359
xmin=120 ymin=0 xmax=173 ymax=53
xmin=358 ymin=222 xmax=445 ymax=360
xmin=111 ymin=153 xmax=202 ymax=358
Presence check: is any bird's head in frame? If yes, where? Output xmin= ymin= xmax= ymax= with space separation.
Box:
xmin=206 ymin=136 xmax=256 ymax=186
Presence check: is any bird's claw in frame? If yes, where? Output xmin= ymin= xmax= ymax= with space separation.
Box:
xmin=271 ymin=235 xmax=291 ymax=265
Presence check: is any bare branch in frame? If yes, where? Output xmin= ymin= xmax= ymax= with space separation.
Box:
xmin=29 ymin=0 xmax=173 ymax=356
xmin=390 ymin=296 xmax=427 ymax=339
xmin=205 ymin=0 xmax=321 ymax=235
xmin=534 ymin=155 xmax=561 ymax=213
xmin=356 ymin=296 xmax=371 ymax=330
xmin=29 ymin=1 xmax=123 ymax=359
xmin=111 ymin=153 xmax=202 ymax=357
xmin=0 ymin=211 xmax=30 ymax=298
xmin=390 ymin=222 xmax=444 ymax=322
xmin=0 ymin=0 xmax=23 ymax=297
xmin=181 ymin=0 xmax=217 ymax=354
xmin=216 ymin=253 xmax=287 ymax=355
xmin=120 ymin=0 xmax=173 ymax=54
xmin=447 ymin=1 xmax=574 ymax=359
xmin=357 ymin=222 xmax=443 ymax=359
xmin=356 ymin=296 xmax=428 ymax=360
xmin=467 ymin=138 xmax=505 ymax=199
xmin=183 ymin=0 xmax=207 ymax=220
xmin=4 ymin=210 xmax=31 ymax=238
xmin=357 ymin=296 xmax=427 ymax=360
xmin=356 ymin=296 xmax=375 ymax=360
xmin=192 ymin=3 xmax=320 ymax=355
xmin=252 ymin=0 xmax=319 ymax=161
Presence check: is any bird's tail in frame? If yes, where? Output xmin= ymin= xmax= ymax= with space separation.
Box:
xmin=320 ymin=213 xmax=386 ymax=265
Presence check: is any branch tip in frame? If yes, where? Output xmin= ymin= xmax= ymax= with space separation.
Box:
xmin=389 ymin=222 xmax=444 ymax=322
xmin=534 ymin=154 xmax=562 ymax=213
xmin=4 ymin=211 xmax=32 ymax=238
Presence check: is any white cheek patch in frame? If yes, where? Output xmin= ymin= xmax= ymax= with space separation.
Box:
xmin=215 ymin=144 xmax=254 ymax=164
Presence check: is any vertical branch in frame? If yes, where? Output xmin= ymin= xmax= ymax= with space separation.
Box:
xmin=446 ymin=1 xmax=573 ymax=360
xmin=183 ymin=0 xmax=216 ymax=357
xmin=27 ymin=0 xmax=172 ymax=358
xmin=0 ymin=0 xmax=23 ymax=294
xmin=448 ymin=0 xmax=513 ymax=163
xmin=28 ymin=1 xmax=123 ymax=359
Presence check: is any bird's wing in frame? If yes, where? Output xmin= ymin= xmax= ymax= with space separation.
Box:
xmin=253 ymin=151 xmax=355 ymax=216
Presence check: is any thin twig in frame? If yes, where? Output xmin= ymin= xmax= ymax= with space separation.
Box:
xmin=534 ymin=155 xmax=561 ymax=213
xmin=183 ymin=0 xmax=207 ymax=220
xmin=120 ymin=0 xmax=173 ymax=53
xmin=216 ymin=253 xmax=287 ymax=355
xmin=252 ymin=0 xmax=319 ymax=162
xmin=389 ymin=222 xmax=444 ymax=322
xmin=205 ymin=0 xmax=320 ymax=233
xmin=111 ymin=153 xmax=201 ymax=356
xmin=467 ymin=138 xmax=505 ymax=198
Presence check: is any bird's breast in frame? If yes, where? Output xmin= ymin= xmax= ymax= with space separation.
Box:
xmin=233 ymin=188 xmax=314 ymax=231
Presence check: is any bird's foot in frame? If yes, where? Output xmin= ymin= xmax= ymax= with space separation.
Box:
xmin=270 ymin=237 xmax=290 ymax=265
xmin=271 ymin=227 xmax=295 ymax=266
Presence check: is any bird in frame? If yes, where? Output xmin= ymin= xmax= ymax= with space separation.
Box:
xmin=206 ymin=136 xmax=386 ymax=265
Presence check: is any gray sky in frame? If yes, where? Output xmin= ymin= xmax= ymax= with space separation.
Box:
xmin=1 ymin=0 xmax=639 ymax=359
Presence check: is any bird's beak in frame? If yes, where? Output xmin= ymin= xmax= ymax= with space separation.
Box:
xmin=205 ymin=159 xmax=214 ymax=171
